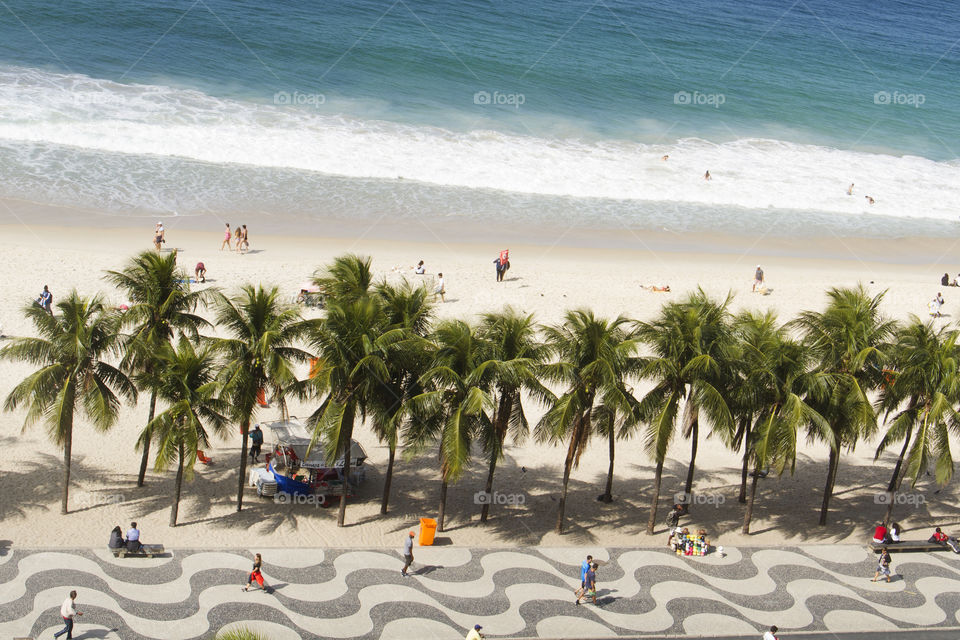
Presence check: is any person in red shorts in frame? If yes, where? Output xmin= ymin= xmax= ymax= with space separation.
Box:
xmin=244 ymin=553 xmax=267 ymax=591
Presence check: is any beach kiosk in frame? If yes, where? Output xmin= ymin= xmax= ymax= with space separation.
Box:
xmin=253 ymin=417 xmax=367 ymax=504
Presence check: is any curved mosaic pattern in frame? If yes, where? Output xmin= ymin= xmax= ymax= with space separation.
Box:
xmin=1 ymin=546 xmax=959 ymax=638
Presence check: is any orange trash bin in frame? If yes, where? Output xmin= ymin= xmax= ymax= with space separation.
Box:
xmin=419 ymin=517 xmax=437 ymax=546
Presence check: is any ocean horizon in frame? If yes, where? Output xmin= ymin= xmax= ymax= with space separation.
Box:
xmin=0 ymin=0 xmax=957 ymax=237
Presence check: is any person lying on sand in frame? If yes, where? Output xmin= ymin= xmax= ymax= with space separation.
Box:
xmin=641 ymin=284 xmax=670 ymax=292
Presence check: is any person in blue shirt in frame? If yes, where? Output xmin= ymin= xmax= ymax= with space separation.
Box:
xmin=249 ymin=425 xmax=264 ymax=463
xmin=573 ymin=554 xmax=592 ymax=602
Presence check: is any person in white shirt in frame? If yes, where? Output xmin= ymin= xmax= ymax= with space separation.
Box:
xmin=54 ymin=590 xmax=81 ymax=639
xmin=762 ymin=625 xmax=779 ymax=640
xmin=465 ymin=624 xmax=484 ymax=640
xmin=434 ymin=273 xmax=446 ymax=303
xmin=126 ymin=521 xmax=143 ymax=552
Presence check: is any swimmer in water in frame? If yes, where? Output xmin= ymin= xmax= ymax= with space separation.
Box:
xmin=847 ymin=183 xmax=854 ymax=196
xmin=704 ymin=170 xmax=711 ymax=181
xmin=865 ymin=195 xmax=875 ymax=205
xmin=661 ymin=155 xmax=669 ymax=161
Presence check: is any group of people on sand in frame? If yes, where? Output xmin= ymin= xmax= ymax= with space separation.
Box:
xmin=220 ymin=222 xmax=250 ymax=253
xmin=394 ymin=250 xmax=512 ymax=304
xmin=107 ymin=522 xmax=145 ymax=553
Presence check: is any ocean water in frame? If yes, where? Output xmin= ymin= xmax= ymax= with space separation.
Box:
xmin=0 ymin=0 xmax=957 ymax=237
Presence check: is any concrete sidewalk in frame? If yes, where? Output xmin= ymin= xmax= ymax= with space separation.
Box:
xmin=1 ymin=544 xmax=958 ymax=639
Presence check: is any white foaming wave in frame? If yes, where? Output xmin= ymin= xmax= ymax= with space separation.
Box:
xmin=0 ymin=66 xmax=958 ymax=221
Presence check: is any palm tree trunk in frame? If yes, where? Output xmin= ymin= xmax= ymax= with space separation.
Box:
xmin=137 ymin=391 xmax=158 ymax=487
xmin=62 ymin=421 xmax=73 ymax=515
xmin=480 ymin=454 xmax=497 ymax=523
xmin=171 ymin=441 xmax=184 ymax=527
xmin=556 ymin=431 xmax=579 ymax=534
xmin=601 ymin=427 xmax=615 ymax=503
xmin=738 ymin=420 xmax=751 ymax=503
xmin=337 ymin=403 xmax=356 ymax=528
xmin=683 ymin=414 xmax=699 ymax=498
xmin=236 ymin=418 xmax=250 ymax=512
xmin=338 ymin=449 xmax=351 ymax=527
xmin=438 ymin=478 xmax=448 ymax=532
xmin=883 ymin=427 xmax=913 ymax=524
xmin=738 ymin=453 xmax=749 ymax=503
xmin=482 ymin=391 xmax=512 ymax=522
xmin=647 ymin=460 xmax=664 ymax=535
xmin=380 ymin=442 xmax=396 ymax=515
xmin=743 ymin=463 xmax=760 ymax=534
xmin=818 ymin=444 xmax=839 ymax=526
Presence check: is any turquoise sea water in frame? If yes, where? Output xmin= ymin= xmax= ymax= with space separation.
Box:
xmin=0 ymin=0 xmax=957 ymax=236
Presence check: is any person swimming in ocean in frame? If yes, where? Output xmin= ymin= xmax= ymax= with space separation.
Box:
xmin=847 ymin=183 xmax=854 ymax=195
xmin=704 ymin=170 xmax=711 ymax=181
xmin=661 ymin=155 xmax=669 ymax=161
xmin=865 ymin=195 xmax=875 ymax=205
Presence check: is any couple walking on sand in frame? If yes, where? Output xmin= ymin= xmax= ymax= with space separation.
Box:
xmin=574 ymin=554 xmax=599 ymax=605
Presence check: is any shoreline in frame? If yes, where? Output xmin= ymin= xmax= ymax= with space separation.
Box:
xmin=2 ymin=196 xmax=960 ymax=265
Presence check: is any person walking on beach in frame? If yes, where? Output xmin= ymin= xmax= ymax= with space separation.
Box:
xmin=494 ymin=250 xmax=510 ymax=282
xmin=752 ymin=265 xmax=765 ymax=292
xmin=53 ymin=590 xmax=81 ymax=639
xmin=401 ymin=531 xmax=415 ymax=576
xmin=233 ymin=225 xmax=242 ymax=251
xmin=238 ymin=224 xmax=249 ymax=253
xmin=221 ymin=223 xmax=232 ymax=250
xmin=244 ymin=552 xmax=268 ymax=591
xmin=576 ymin=562 xmax=598 ymax=605
xmin=434 ymin=273 xmax=446 ymax=303
xmin=872 ymin=546 xmax=893 ymax=582
xmin=574 ymin=554 xmax=593 ymax=602
xmin=154 ymin=222 xmax=165 ymax=252
xmin=762 ymin=625 xmax=779 ymax=640
xmin=36 ymin=285 xmax=53 ymax=315
xmin=249 ymin=424 xmax=264 ymax=464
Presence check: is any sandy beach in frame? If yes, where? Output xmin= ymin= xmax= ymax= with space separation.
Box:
xmin=1 ymin=202 xmax=958 ymax=552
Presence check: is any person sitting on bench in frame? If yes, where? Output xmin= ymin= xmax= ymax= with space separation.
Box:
xmin=126 ymin=521 xmax=144 ymax=553
xmin=108 ymin=525 xmax=124 ymax=550
xmin=928 ymin=527 xmax=960 ymax=553
xmin=872 ymin=522 xmax=887 ymax=544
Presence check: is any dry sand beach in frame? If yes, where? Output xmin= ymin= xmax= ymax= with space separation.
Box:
xmin=1 ymin=203 xmax=958 ymax=552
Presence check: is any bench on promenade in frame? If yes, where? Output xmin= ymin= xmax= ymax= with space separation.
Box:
xmin=110 ymin=544 xmax=165 ymax=558
xmin=868 ymin=540 xmax=954 ymax=553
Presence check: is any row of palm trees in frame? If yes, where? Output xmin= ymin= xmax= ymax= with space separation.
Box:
xmin=3 ymin=252 xmax=956 ymax=536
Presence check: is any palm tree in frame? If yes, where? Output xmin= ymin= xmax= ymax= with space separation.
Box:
xmin=370 ymin=279 xmax=434 ymax=515
xmin=141 ymin=339 xmax=228 ymax=526
xmin=476 ymin=307 xmax=552 ymax=521
xmin=215 ymin=285 xmax=310 ymax=512
xmin=306 ymin=295 xmax=394 ymax=527
xmin=2 ymin=292 xmax=136 ymax=513
xmin=732 ymin=311 xmax=827 ymax=533
xmin=790 ymin=285 xmax=895 ymax=526
xmin=105 ymin=251 xmax=211 ymax=487
xmin=536 ymin=310 xmax=640 ymax=534
xmin=636 ymin=291 xmax=733 ymax=530
xmin=410 ymin=319 xmax=493 ymax=532
xmin=312 ymin=254 xmax=373 ymax=303
xmin=875 ymin=318 xmax=960 ymax=523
